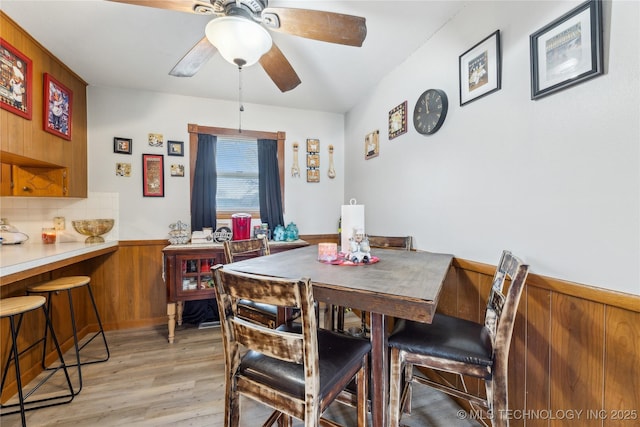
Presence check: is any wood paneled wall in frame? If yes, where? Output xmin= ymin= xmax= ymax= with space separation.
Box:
xmin=439 ymin=258 xmax=640 ymax=427
xmin=0 ymin=12 xmax=88 ymax=197
xmin=3 ymin=239 xmax=639 ymax=421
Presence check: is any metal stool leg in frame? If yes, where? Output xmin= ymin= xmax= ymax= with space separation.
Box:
xmin=81 ymin=284 xmax=110 ymax=364
xmin=28 ymin=282 xmax=110 ymax=396
xmin=4 ymin=315 xmax=28 ymax=426
xmin=60 ymin=284 xmax=110 ymax=366
xmin=0 ymin=304 xmax=74 ymax=424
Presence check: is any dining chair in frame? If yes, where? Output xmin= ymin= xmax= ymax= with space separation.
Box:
xmin=223 ymin=237 xmax=278 ymax=328
xmin=211 ymin=265 xmax=371 ymax=427
xmin=387 ymin=250 xmax=529 ymax=427
xmin=333 ymin=235 xmax=413 ymax=334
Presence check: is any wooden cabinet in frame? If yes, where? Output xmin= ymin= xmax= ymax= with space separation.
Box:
xmin=0 ymin=12 xmax=87 ymax=197
xmin=164 ymin=247 xmax=223 ymax=304
xmin=2 ymin=164 xmax=68 ymax=196
xmin=163 ymin=240 xmax=308 ymax=343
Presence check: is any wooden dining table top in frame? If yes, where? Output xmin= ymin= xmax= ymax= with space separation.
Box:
xmin=223 ymin=243 xmax=454 ymax=427
xmin=223 ymin=244 xmax=454 ymax=324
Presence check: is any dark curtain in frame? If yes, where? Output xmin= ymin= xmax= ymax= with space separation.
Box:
xmin=190 ymin=133 xmax=217 ymax=231
xmin=186 ymin=133 xmax=217 ymax=324
xmin=258 ymin=138 xmax=284 ymax=231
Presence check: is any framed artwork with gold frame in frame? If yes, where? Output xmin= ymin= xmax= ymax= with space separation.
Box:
xmin=307 ymin=169 xmax=320 ymax=183
xmin=365 ymin=130 xmax=379 ymax=160
xmin=306 ymin=138 xmax=319 ymax=153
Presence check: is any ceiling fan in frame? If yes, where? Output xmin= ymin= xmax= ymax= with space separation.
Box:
xmin=108 ymin=0 xmax=367 ymax=92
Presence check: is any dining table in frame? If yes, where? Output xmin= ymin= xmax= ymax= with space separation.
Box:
xmin=223 ymin=244 xmax=454 ymax=427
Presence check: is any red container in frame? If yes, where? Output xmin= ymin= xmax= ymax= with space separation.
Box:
xmin=231 ymin=213 xmax=252 ymax=240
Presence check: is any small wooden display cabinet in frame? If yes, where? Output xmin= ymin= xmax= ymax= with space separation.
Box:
xmin=163 ymin=240 xmax=308 ymax=343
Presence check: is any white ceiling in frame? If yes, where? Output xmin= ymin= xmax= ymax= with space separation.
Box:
xmin=2 ymin=0 xmax=467 ymax=114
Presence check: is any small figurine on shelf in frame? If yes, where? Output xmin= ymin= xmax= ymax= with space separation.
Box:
xmin=285 ymin=222 xmax=299 ymax=241
xmin=346 ymin=227 xmax=371 ymax=263
xmin=168 ymin=220 xmax=190 ymax=245
xmin=273 ymin=224 xmax=285 ymax=241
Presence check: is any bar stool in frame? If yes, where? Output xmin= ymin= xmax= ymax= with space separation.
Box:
xmin=0 ymin=296 xmax=75 ymax=426
xmin=27 ymin=276 xmax=110 ymax=396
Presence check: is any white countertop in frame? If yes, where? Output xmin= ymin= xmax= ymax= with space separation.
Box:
xmin=0 ymin=241 xmax=119 ymax=278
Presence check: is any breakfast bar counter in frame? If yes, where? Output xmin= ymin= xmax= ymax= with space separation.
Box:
xmin=0 ymin=241 xmax=119 ymax=285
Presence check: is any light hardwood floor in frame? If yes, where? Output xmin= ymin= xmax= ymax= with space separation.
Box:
xmin=2 ymin=315 xmax=480 ymax=427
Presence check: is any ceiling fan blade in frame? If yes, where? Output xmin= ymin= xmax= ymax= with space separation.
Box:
xmin=107 ymin=0 xmax=207 ymax=14
xmin=169 ymin=37 xmax=217 ymax=77
xmin=259 ymin=43 xmax=301 ymax=93
xmin=263 ymin=8 xmax=366 ymax=47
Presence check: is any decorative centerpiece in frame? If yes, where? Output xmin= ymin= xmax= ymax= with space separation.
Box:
xmin=345 ymin=228 xmax=371 ymax=263
xmin=168 ymin=220 xmax=190 ymax=245
xmin=72 ymin=219 xmax=114 ymax=243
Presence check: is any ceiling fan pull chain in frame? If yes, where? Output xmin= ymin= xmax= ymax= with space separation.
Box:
xmin=237 ymin=64 xmax=245 ymax=132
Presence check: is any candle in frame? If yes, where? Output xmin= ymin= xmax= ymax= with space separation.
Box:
xmin=318 ymin=242 xmax=338 ymax=262
xmin=42 ymin=228 xmax=56 ymax=244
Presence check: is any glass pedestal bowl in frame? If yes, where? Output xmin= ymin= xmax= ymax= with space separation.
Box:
xmin=72 ymin=219 xmax=114 ymax=243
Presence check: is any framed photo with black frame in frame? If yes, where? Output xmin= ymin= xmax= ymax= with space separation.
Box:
xmin=114 ymin=137 xmax=132 ymax=154
xmin=530 ymin=0 xmax=603 ymax=100
xmin=459 ymin=30 xmax=502 ymax=106
xmin=168 ymin=140 xmax=184 ymax=156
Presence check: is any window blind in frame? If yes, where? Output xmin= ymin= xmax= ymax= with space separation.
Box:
xmin=215 ymin=137 xmax=259 ymax=212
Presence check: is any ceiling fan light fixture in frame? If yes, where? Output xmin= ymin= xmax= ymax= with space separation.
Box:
xmin=205 ymin=16 xmax=272 ymax=67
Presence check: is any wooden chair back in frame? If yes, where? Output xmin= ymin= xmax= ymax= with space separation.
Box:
xmin=367 ymin=235 xmax=412 ymax=250
xmin=212 ymin=265 xmax=320 ymax=423
xmin=223 ymin=236 xmax=270 ymax=263
xmin=387 ymin=250 xmax=529 ymax=427
xmin=484 ymin=250 xmax=529 ymax=380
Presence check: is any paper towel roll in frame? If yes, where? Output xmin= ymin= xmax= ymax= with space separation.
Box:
xmin=341 ymin=199 xmax=365 ymax=252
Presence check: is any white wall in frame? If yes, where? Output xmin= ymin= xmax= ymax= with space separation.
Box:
xmin=87 ymin=87 xmax=345 ymax=240
xmin=343 ymin=0 xmax=639 ymax=295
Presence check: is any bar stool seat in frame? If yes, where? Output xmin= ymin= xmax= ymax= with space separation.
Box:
xmin=27 ymin=276 xmax=110 ymax=396
xmin=1 ymin=296 xmax=74 ymax=426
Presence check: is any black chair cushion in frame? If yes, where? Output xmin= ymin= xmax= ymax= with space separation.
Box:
xmin=388 ymin=313 xmax=493 ymax=369
xmin=239 ymin=328 xmax=371 ymax=400
xmin=238 ymin=299 xmax=278 ymax=315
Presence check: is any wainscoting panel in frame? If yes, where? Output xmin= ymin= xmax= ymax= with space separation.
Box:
xmin=448 ymin=258 xmax=639 ymax=427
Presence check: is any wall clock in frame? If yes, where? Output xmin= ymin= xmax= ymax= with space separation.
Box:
xmin=413 ymin=89 xmax=448 ymax=135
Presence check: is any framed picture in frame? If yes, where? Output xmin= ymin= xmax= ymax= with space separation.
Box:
xmin=170 ymin=164 xmax=185 ymax=177
xmin=459 ymin=30 xmax=502 ymax=106
xmin=307 ymin=169 xmax=320 ymax=183
xmin=114 ymin=137 xmax=132 ymax=154
xmin=168 ymin=140 xmax=184 ymax=156
xmin=116 ymin=163 xmax=131 ymax=177
xmin=142 ymin=154 xmax=164 ymax=197
xmin=365 ymin=130 xmax=379 ymax=160
xmin=0 ymin=38 xmax=32 ymax=120
xmin=148 ymin=133 xmax=163 ymax=147
xmin=307 ymin=153 xmax=319 ymax=168
xmin=43 ymin=73 xmax=73 ymax=140
xmin=530 ymin=0 xmax=603 ymax=100
xmin=388 ymin=101 xmax=407 ymax=139
xmin=42 ymin=73 xmax=74 ymax=140
xmin=306 ymin=138 xmax=319 ymax=153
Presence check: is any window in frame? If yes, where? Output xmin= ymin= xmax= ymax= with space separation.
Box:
xmin=215 ymin=137 xmax=259 ymax=213
xmin=188 ymin=124 xmax=285 ymax=220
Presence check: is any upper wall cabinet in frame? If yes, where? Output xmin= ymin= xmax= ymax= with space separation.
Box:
xmin=0 ymin=11 xmax=87 ymax=197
